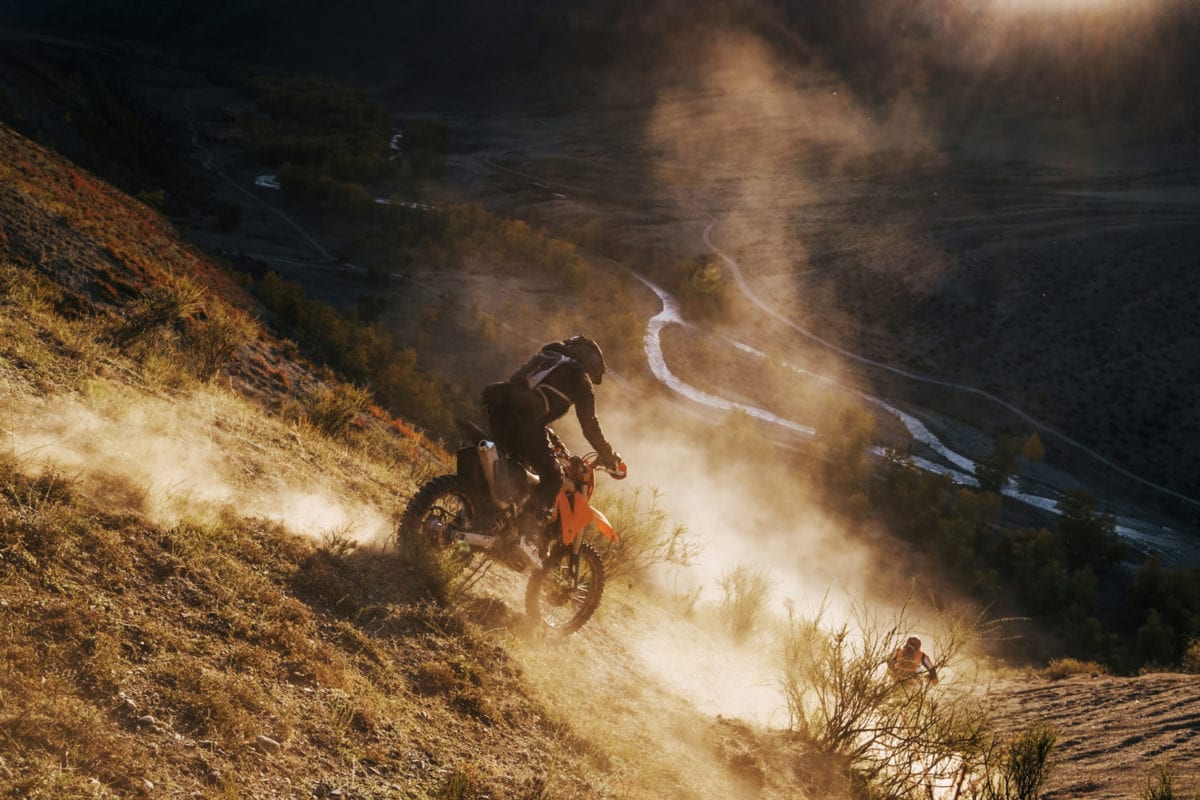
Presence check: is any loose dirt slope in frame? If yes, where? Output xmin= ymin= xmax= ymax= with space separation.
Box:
xmin=990 ymin=673 xmax=1200 ymax=798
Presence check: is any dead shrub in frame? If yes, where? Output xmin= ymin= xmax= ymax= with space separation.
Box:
xmin=978 ymin=724 xmax=1059 ymax=800
xmin=718 ymin=564 xmax=774 ymax=641
xmin=304 ymin=383 xmax=371 ymax=436
xmin=1142 ymin=763 xmax=1198 ymax=800
xmin=780 ymin=599 xmax=999 ymax=798
xmin=154 ymin=657 xmax=272 ymax=744
xmin=413 ymin=660 xmax=459 ymax=695
xmin=0 ymin=689 xmax=147 ymax=793
xmin=108 ymin=282 xmax=203 ymax=352
xmin=182 ymin=300 xmax=257 ymax=380
xmin=592 ymin=485 xmax=699 ymax=584
xmin=434 ymin=765 xmax=494 ymax=800
xmin=1042 ymin=657 xmax=1108 ymax=680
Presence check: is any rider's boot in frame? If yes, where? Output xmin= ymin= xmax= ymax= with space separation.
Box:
xmin=516 ymin=505 xmax=552 ymax=567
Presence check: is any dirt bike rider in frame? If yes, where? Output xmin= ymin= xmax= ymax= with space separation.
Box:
xmin=482 ymin=335 xmax=622 ymax=543
xmin=888 ymin=636 xmax=938 ymax=685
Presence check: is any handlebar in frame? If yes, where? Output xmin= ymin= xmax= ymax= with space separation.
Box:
xmin=555 ymin=449 xmax=629 ymax=481
xmin=598 ymin=460 xmax=628 ymax=480
xmin=583 ymin=452 xmax=628 ymax=481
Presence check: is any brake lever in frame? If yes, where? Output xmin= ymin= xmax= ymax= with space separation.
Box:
xmin=605 ymin=461 xmax=629 ymax=480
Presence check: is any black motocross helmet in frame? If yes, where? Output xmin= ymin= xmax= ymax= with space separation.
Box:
xmin=565 ymin=335 xmax=606 ymax=385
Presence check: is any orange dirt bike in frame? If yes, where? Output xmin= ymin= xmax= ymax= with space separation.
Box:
xmin=399 ymin=422 xmax=627 ymax=634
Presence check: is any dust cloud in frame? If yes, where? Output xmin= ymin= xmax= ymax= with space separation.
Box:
xmin=590 ymin=0 xmax=1194 ymax=737
xmin=570 ymin=0 xmax=1063 ymax=725
xmin=642 ymin=25 xmax=942 ymax=332
xmin=2 ymin=386 xmax=395 ymax=543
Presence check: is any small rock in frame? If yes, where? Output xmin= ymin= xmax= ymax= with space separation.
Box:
xmin=137 ymin=715 xmax=158 ymax=727
xmin=142 ymin=778 xmax=155 ymax=792
xmin=123 ymin=698 xmax=138 ymax=714
xmin=254 ymin=735 xmax=282 ymax=754
xmin=206 ymin=770 xmax=222 ymax=786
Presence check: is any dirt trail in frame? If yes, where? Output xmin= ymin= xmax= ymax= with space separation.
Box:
xmin=989 ymin=673 xmax=1200 ymax=798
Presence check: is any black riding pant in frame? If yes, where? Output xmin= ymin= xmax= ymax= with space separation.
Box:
xmin=485 ymin=385 xmax=561 ymax=519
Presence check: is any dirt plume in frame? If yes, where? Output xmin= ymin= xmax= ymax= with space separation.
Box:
xmin=3 ymin=386 xmax=395 ymax=543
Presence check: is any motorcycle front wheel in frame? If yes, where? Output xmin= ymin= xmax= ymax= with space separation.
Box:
xmin=525 ymin=541 xmax=606 ymax=635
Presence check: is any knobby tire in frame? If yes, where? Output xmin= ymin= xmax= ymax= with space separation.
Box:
xmin=525 ymin=541 xmax=606 ymax=635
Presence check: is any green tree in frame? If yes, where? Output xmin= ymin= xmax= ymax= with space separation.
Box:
xmin=1137 ymin=609 xmax=1176 ymax=666
xmin=1056 ymin=489 xmax=1122 ymax=569
xmin=975 ymin=436 xmax=1020 ymax=493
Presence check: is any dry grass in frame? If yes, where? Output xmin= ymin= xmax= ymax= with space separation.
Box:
xmin=1042 ymin=658 xmax=1110 ymax=680
xmin=0 ymin=443 xmax=637 ymax=798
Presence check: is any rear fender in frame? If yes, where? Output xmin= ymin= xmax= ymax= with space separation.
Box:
xmin=454 ymin=445 xmax=491 ymax=500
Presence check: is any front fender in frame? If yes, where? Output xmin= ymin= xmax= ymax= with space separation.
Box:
xmin=555 ymin=490 xmax=594 ymax=546
xmin=590 ymin=507 xmax=619 ymax=543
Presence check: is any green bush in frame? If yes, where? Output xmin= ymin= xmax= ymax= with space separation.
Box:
xmin=241 ymin=74 xmax=392 ymax=179
xmin=668 ymin=255 xmax=732 ymax=319
xmin=1129 ymin=556 xmax=1200 ymax=669
xmin=254 ymin=271 xmax=463 ymax=433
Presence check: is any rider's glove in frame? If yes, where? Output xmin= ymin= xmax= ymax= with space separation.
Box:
xmin=606 ymin=451 xmax=622 ymax=470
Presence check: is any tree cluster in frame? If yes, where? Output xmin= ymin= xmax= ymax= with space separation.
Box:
xmin=862 ymin=451 xmax=1199 ymax=672
xmin=254 ymin=272 xmax=467 ymax=434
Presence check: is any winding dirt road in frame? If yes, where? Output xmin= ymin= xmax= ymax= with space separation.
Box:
xmin=700 ymin=213 xmax=1200 ymax=510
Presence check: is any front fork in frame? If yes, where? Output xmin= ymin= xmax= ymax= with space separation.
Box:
xmin=562 ymin=538 xmax=584 ymax=583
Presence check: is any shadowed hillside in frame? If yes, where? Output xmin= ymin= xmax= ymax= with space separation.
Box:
xmin=5 ymin=0 xmax=1198 ymax=128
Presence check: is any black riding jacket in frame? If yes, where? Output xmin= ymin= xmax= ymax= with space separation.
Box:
xmin=510 ymin=342 xmax=615 ymax=462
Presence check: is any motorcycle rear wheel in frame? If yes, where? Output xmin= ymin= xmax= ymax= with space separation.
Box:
xmin=525 ymin=541 xmax=605 ymax=635
xmin=399 ymin=475 xmax=478 ymax=554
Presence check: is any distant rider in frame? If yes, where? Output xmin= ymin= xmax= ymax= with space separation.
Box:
xmin=888 ymin=636 xmax=938 ymax=685
xmin=482 ymin=335 xmax=621 ymax=540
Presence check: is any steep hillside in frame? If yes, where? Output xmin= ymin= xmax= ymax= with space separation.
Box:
xmin=0 ymin=120 xmax=797 ymax=799
xmin=4 ymin=64 xmax=1200 ymax=799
